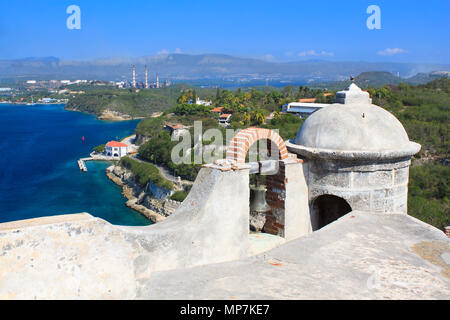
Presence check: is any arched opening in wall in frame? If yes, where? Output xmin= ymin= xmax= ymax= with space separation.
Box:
xmin=248 ymin=139 xmax=277 ymax=235
xmin=312 ymin=195 xmax=352 ymax=230
xmin=249 ymin=173 xmax=270 ymax=233
xmin=226 ymin=128 xmax=290 ymax=238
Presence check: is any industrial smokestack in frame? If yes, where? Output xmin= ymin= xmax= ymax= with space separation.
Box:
xmin=156 ymin=74 xmax=159 ymax=89
xmin=145 ymin=65 xmax=148 ymax=89
xmin=132 ymin=65 xmax=136 ymax=88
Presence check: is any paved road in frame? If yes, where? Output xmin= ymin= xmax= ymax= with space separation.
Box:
xmin=121 ymin=135 xmax=139 ymax=153
xmin=129 ymin=154 xmax=179 ymax=183
xmin=124 ymin=135 xmax=193 ymax=185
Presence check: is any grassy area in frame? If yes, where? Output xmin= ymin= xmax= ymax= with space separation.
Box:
xmin=169 ymin=191 xmax=189 ymax=202
xmin=119 ymin=157 xmax=173 ymax=191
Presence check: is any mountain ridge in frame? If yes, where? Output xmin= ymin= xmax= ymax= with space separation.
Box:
xmin=0 ymin=53 xmax=448 ymax=83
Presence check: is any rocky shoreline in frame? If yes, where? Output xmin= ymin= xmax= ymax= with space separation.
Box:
xmin=98 ymin=109 xmax=144 ymax=121
xmin=105 ymin=165 xmax=181 ymax=223
xmin=65 ymin=106 xmax=143 ymax=121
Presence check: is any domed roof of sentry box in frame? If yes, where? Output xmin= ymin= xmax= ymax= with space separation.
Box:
xmin=286 ymin=83 xmax=421 ymax=160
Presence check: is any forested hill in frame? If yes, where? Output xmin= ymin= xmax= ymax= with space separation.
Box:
xmin=65 ymin=85 xmax=186 ymax=118
xmin=309 ymin=71 xmax=449 ymax=90
xmin=368 ymin=78 xmax=449 ymax=229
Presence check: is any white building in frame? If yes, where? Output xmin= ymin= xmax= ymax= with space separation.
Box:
xmin=195 ymin=97 xmax=212 ymax=106
xmin=105 ymin=141 xmax=128 ymax=158
xmin=39 ymin=98 xmax=57 ymax=103
xmin=219 ymin=113 xmax=232 ymax=124
xmin=282 ymin=102 xmax=330 ymax=118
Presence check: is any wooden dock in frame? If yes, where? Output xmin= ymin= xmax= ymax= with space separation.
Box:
xmin=77 ymin=157 xmax=92 ymax=172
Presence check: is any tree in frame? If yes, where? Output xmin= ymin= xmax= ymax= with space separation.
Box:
xmin=282 ymin=85 xmax=293 ymax=98
xmin=252 ymin=110 xmax=266 ymax=125
xmin=192 ymin=90 xmax=198 ymax=104
xmin=273 ymin=111 xmax=282 ymax=120
xmin=93 ymin=144 xmax=105 ymax=153
xmin=215 ymin=88 xmax=221 ymax=100
xmin=242 ymin=112 xmax=251 ymax=125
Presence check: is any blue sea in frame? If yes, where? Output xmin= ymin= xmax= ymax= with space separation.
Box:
xmin=0 ymin=104 xmax=151 ymax=226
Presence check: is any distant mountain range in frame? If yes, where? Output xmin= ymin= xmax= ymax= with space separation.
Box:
xmin=0 ymin=54 xmax=448 ymax=84
xmin=309 ymin=71 xmax=450 ymax=90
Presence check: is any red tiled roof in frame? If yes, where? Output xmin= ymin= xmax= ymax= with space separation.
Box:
xmin=106 ymin=141 xmax=128 ymax=148
xmin=299 ymin=98 xmax=316 ymax=103
xmin=211 ymin=107 xmax=224 ymax=113
xmin=165 ymin=123 xmax=183 ymax=130
xmin=220 ymin=113 xmax=232 ymax=119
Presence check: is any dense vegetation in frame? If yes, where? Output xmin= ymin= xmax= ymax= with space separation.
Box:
xmin=93 ymin=144 xmax=105 ymax=153
xmin=169 ymin=190 xmax=189 ymax=202
xmin=65 ymin=85 xmax=184 ymax=117
xmin=137 ymin=127 xmax=202 ymax=182
xmin=135 ymin=86 xmax=313 ymax=181
xmin=367 ymin=78 xmax=449 ymax=229
xmin=132 ymin=78 xmax=449 ymax=230
xmin=119 ymin=157 xmax=174 ymax=190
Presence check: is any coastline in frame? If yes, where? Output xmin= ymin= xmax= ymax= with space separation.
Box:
xmin=65 ymin=105 xmax=144 ymax=121
xmin=105 ymin=165 xmax=180 ymax=224
xmin=0 ymin=103 xmax=150 ymax=226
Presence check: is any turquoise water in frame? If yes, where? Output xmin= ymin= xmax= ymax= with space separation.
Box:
xmin=0 ymin=104 xmax=151 ymax=226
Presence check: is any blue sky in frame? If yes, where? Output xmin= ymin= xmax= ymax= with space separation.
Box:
xmin=0 ymin=0 xmax=448 ymax=63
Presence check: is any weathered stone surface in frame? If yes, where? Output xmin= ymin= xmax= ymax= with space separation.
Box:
xmin=287 ymin=84 xmax=421 ymax=161
xmin=143 ymin=212 xmax=450 ymax=300
xmin=0 ymin=167 xmax=252 ymax=299
xmin=310 ymin=170 xmax=352 ymax=188
xmin=352 ymin=171 xmax=393 ymax=189
xmin=394 ymin=167 xmax=410 ymax=185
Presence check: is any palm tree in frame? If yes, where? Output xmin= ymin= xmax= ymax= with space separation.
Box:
xmin=273 ymin=111 xmax=282 ymax=120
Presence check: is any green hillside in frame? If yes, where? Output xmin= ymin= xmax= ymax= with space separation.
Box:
xmin=369 ymin=78 xmax=449 ymax=229
xmin=133 ymin=79 xmax=449 ymax=230
xmin=309 ymin=71 xmax=448 ymax=90
xmin=65 ymin=84 xmax=219 ymax=118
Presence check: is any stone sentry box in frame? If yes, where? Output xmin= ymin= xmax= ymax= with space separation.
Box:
xmin=306 ymin=158 xmax=411 ymax=213
xmin=286 ymin=83 xmax=421 ymax=229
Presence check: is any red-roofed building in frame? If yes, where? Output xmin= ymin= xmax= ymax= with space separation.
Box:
xmin=164 ymin=123 xmax=189 ymax=138
xmin=219 ymin=113 xmax=232 ymax=124
xmin=164 ymin=123 xmax=183 ymax=131
xmin=299 ymin=98 xmax=316 ymax=103
xmin=211 ymin=107 xmax=224 ymax=113
xmin=105 ymin=141 xmax=128 ymax=157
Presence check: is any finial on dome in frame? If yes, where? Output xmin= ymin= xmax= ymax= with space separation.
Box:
xmin=335 ymin=82 xmax=372 ymax=105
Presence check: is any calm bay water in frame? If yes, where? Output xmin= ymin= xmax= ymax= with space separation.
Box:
xmin=0 ymin=104 xmax=151 ymax=226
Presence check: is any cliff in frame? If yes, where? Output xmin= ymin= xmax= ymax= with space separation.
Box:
xmin=105 ymin=165 xmax=180 ymax=223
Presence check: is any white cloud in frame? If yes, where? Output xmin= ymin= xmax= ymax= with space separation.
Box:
xmin=174 ymin=48 xmax=182 ymax=54
xmin=298 ymin=50 xmax=334 ymax=57
xmin=157 ymin=49 xmax=169 ymax=55
xmin=377 ymin=48 xmax=408 ymax=56
xmin=262 ymin=54 xmax=277 ymax=62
